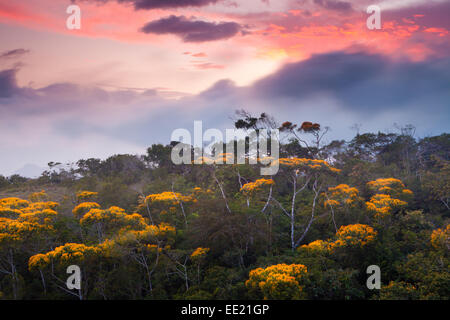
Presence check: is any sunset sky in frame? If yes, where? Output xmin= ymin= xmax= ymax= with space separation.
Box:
xmin=0 ymin=0 xmax=449 ymax=175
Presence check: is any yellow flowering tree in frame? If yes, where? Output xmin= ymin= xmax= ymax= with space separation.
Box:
xmin=100 ymin=222 xmax=176 ymax=296
xmin=366 ymin=194 xmax=408 ymax=219
xmin=367 ymin=178 xmax=413 ymax=198
xmin=329 ymin=224 xmax=377 ymax=251
xmin=29 ymin=243 xmax=101 ymax=300
xmin=29 ymin=190 xmax=50 ymax=203
xmin=240 ymin=178 xmax=274 ymax=210
xmin=324 ymin=184 xmax=362 ymax=230
xmin=246 ymin=264 xmax=308 ymax=299
xmin=0 ymin=195 xmax=60 ymax=298
xmin=366 ymin=178 xmax=412 ymax=219
xmin=191 ymin=247 xmax=210 ymax=285
xmin=143 ymin=191 xmax=195 ymax=226
xmin=80 ymin=206 xmax=147 ymax=243
xmin=72 ymin=202 xmax=101 ymax=219
xmin=270 ymin=157 xmax=341 ymax=250
xmin=430 ymin=225 xmax=449 ymax=251
xmin=76 ymin=191 xmax=98 ymax=203
xmin=300 ymin=224 xmax=377 ymax=253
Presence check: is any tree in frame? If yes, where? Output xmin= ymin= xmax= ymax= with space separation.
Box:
xmin=246 ymin=264 xmax=308 ymax=299
xmin=271 ymin=158 xmax=340 ymax=250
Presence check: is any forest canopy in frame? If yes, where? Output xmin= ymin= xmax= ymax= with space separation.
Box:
xmin=0 ymin=112 xmax=448 ymax=300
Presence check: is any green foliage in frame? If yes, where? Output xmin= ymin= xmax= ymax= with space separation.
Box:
xmin=0 ymin=117 xmax=448 ymax=300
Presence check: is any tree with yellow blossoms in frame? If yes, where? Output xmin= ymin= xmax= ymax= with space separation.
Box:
xmin=246 ymin=264 xmax=308 ymax=299
xmin=76 ymin=191 xmax=98 ymax=203
xmin=430 ymin=225 xmax=450 ymax=251
xmin=300 ymin=224 xmax=377 ymax=253
xmin=366 ymin=178 xmax=412 ymax=219
xmin=142 ymin=190 xmax=195 ymax=226
xmin=191 ymin=247 xmax=210 ymax=285
xmin=0 ymin=194 xmax=60 ymax=298
xmin=29 ymin=243 xmax=101 ymax=300
xmin=270 ymin=157 xmax=341 ymax=250
xmin=80 ymin=206 xmax=147 ymax=243
xmin=323 ymin=184 xmax=363 ymax=230
xmin=100 ymin=223 xmax=176 ymax=296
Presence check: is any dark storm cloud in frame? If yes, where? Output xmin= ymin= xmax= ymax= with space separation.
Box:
xmin=1 ymin=50 xmax=449 ymax=176
xmin=76 ymin=0 xmax=220 ymax=10
xmin=123 ymin=0 xmax=219 ymax=10
xmin=140 ymin=15 xmax=242 ymax=42
xmin=0 ymin=69 xmax=20 ymax=98
xmin=199 ymin=79 xmax=237 ymax=99
xmin=0 ymin=49 xmax=30 ymax=60
xmin=313 ymin=0 xmax=352 ymax=12
xmin=249 ymin=50 xmax=450 ymax=113
xmin=383 ymin=1 xmax=450 ymax=30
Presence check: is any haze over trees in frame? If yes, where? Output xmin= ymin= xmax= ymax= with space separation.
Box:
xmin=0 ymin=111 xmax=448 ymax=300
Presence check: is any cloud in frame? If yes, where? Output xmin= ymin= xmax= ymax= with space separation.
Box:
xmin=140 ymin=15 xmax=242 ymax=42
xmin=192 ymin=52 xmax=208 ymax=57
xmin=313 ymin=0 xmax=352 ymax=11
xmin=125 ymin=0 xmax=220 ymax=9
xmin=192 ymin=62 xmax=226 ymax=70
xmin=0 ymin=49 xmax=30 ymax=60
xmin=250 ymin=50 xmax=450 ymax=113
xmin=77 ymin=0 xmax=221 ymax=10
xmin=0 ymin=69 xmax=21 ymax=98
xmin=1 ymin=50 xmax=449 ymax=175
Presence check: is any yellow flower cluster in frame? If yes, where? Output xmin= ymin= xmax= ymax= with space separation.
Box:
xmin=192 ymin=187 xmax=213 ymax=195
xmin=276 ymin=158 xmax=341 ymax=173
xmin=145 ymin=192 xmax=194 ymax=205
xmin=324 ymin=184 xmax=361 ymax=208
xmin=246 ymin=264 xmax=308 ymax=300
xmin=29 ymin=190 xmax=50 ymax=202
xmin=0 ymin=207 xmax=23 ymax=218
xmin=367 ymin=178 xmax=405 ymax=192
xmin=20 ymin=201 xmax=59 ymax=213
xmin=146 ymin=244 xmax=162 ymax=252
xmin=29 ymin=243 xmax=100 ymax=270
xmin=191 ymin=247 xmax=210 ymax=259
xmin=157 ymin=222 xmax=176 ymax=236
xmin=0 ymin=197 xmax=30 ymax=209
xmin=430 ymin=225 xmax=450 ymax=250
xmin=367 ymin=178 xmax=413 ymax=198
xmin=18 ymin=209 xmax=58 ymax=225
xmin=240 ymin=178 xmax=274 ymax=195
xmin=366 ymin=194 xmax=407 ymax=218
xmin=0 ymin=218 xmax=50 ymax=245
xmin=0 ymin=195 xmax=60 ymax=245
xmin=76 ymin=191 xmax=98 ymax=202
xmin=101 ymin=222 xmax=176 ymax=257
xmin=332 ymin=224 xmax=377 ymax=249
xmin=130 ymin=222 xmax=176 ymax=240
xmin=301 ymin=224 xmax=377 ymax=252
xmin=300 ymin=239 xmax=329 ymax=252
xmin=80 ymin=206 xmax=147 ymax=232
xmin=72 ymin=202 xmax=101 ymax=218
xmin=402 ymin=189 xmax=414 ymax=195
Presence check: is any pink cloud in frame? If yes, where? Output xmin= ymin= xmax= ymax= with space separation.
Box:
xmin=192 ymin=52 xmax=208 ymax=57
xmin=191 ymin=62 xmax=225 ymax=69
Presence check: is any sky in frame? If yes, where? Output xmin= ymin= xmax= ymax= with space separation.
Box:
xmin=0 ymin=0 xmax=449 ymax=176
